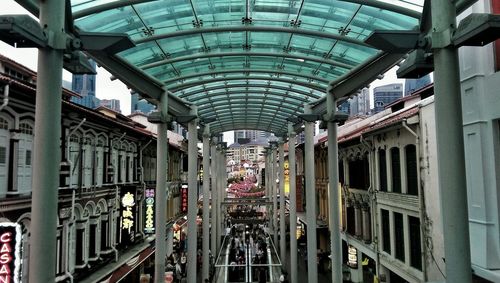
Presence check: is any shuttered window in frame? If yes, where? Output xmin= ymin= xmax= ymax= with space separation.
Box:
xmin=381 ymin=209 xmax=391 ymax=254
xmin=394 ymin=212 xmax=405 ymax=261
xmin=391 ymin=147 xmax=401 ymax=193
xmin=378 ymin=150 xmax=387 ymax=191
xmin=409 ymin=216 xmax=422 ymax=270
xmin=405 ymin=145 xmax=418 ymax=195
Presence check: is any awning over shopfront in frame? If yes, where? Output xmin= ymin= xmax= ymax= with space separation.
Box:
xmin=79 ymin=239 xmax=155 ymax=283
xmin=99 ymin=246 xmax=155 ymax=283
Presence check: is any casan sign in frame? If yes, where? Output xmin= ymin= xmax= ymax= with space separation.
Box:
xmin=0 ymin=223 xmax=21 ymax=283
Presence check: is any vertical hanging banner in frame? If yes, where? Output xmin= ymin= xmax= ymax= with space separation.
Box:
xmin=0 ymin=222 xmax=21 ymax=283
xmin=180 ymin=183 xmax=188 ymax=213
xmin=144 ymin=188 xmax=155 ymax=234
xmin=120 ymin=187 xmax=137 ymax=246
xmin=284 ymin=161 xmax=290 ymax=195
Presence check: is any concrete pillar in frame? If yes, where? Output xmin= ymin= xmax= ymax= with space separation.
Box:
xmin=279 ymin=140 xmax=286 ymax=268
xmin=154 ymin=91 xmax=169 ymax=283
xmin=326 ymin=93 xmax=342 ymax=283
xmin=354 ymin=203 xmax=362 ymax=238
xmin=362 ymin=205 xmax=371 ymax=243
xmin=431 ymin=1 xmax=472 ymax=282
xmin=210 ymin=143 xmax=218 ymax=258
xmin=304 ymin=106 xmax=318 ymax=283
xmin=187 ymin=117 xmax=198 ymax=283
xmin=29 ymin=1 xmax=64 ymax=281
xmin=202 ymin=127 xmax=211 ymax=281
xmin=288 ymin=124 xmax=298 ymax=283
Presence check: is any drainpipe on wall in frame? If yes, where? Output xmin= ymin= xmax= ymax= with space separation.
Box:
xmin=402 ymin=119 xmax=427 ymax=281
xmin=0 ymin=84 xmax=10 ymax=112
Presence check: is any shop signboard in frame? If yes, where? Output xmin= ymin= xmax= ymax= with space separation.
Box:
xmin=348 ymin=245 xmax=358 ymax=268
xmin=0 ymin=222 xmax=21 ymax=283
xmin=180 ymin=184 xmax=188 ymax=213
xmin=144 ymin=188 xmax=155 ymax=234
xmin=120 ymin=187 xmax=137 ymax=246
xmin=296 ymin=176 xmax=304 ymax=212
xmin=284 ymin=161 xmax=290 ymax=195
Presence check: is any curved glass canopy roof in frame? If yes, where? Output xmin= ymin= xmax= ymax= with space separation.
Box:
xmin=69 ymin=0 xmax=423 ymax=135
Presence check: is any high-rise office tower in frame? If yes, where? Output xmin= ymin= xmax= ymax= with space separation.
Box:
xmin=404 ymin=75 xmax=431 ymax=96
xmin=71 ymin=60 xmax=100 ymax=109
xmin=99 ymin=99 xmax=121 ymax=113
xmin=373 ymin=83 xmax=403 ymax=113
xmin=131 ymin=92 xmax=156 ymax=114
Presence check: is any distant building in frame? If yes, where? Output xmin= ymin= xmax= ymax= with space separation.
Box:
xmin=373 ymin=83 xmax=403 ymax=113
xmin=131 ymin=92 xmax=156 ymax=114
xmin=99 ymin=99 xmax=121 ymax=113
xmin=404 ymin=75 xmax=431 ymax=96
xmin=234 ymin=130 xmax=270 ymax=142
xmin=227 ymin=137 xmax=268 ymax=163
xmin=338 ymin=100 xmax=351 ymax=114
xmin=348 ymin=87 xmax=371 ymax=117
xmin=357 ymin=87 xmax=371 ymax=115
xmin=71 ymin=60 xmax=100 ymax=109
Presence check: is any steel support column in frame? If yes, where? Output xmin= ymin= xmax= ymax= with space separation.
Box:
xmin=327 ymin=94 xmax=342 ymax=283
xmin=304 ymin=106 xmax=318 ymax=283
xmin=29 ymin=1 xmax=64 ymax=281
xmin=166 ymin=226 xmax=174 ymax=256
xmin=279 ymin=140 xmax=286 ymax=267
xmin=272 ymin=145 xmax=278 ymax=247
xmin=219 ymin=149 xmax=226 ymax=242
xmin=288 ymin=124 xmax=298 ymax=283
xmin=154 ymin=91 xmax=169 ymax=283
xmin=266 ymin=150 xmax=271 ymax=199
xmin=202 ymin=126 xmax=211 ymax=281
xmin=431 ymin=1 xmax=471 ymax=282
xmin=216 ymin=147 xmax=223 ymax=253
xmin=210 ymin=142 xmax=218 ymax=257
xmin=187 ymin=117 xmax=198 ymax=283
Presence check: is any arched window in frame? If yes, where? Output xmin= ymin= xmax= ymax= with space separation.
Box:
xmin=18 ymin=121 xmax=34 ymax=194
xmin=88 ymin=202 xmax=100 ymax=261
xmin=98 ymin=200 xmax=110 ymax=254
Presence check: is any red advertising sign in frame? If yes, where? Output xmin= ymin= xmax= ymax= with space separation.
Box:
xmin=296 ymin=175 xmax=304 ymax=212
xmin=180 ymin=184 xmax=188 ymax=213
xmin=0 ymin=222 xmax=21 ymax=283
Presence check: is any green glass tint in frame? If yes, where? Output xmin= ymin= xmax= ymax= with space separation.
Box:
xmin=72 ymin=0 xmax=422 ymax=134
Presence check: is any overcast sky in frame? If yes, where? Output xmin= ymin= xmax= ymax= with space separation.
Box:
xmin=1 ymin=0 xmax=411 ymax=145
